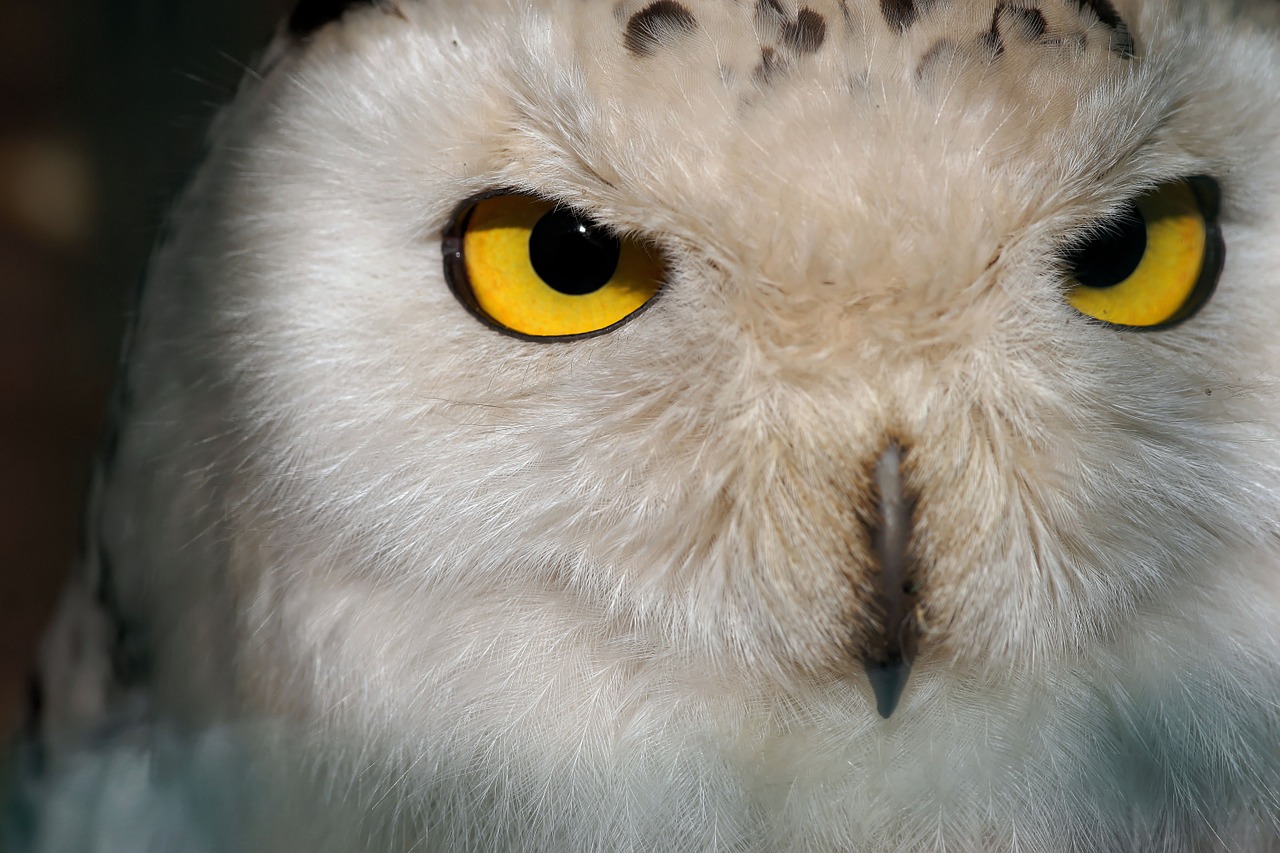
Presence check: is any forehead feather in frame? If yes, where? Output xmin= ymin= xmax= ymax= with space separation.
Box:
xmin=489 ymin=0 xmax=1159 ymax=246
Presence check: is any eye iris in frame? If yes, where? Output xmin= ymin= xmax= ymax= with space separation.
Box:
xmin=528 ymin=210 xmax=621 ymax=295
xmin=1063 ymin=177 xmax=1223 ymax=330
xmin=445 ymin=191 xmax=668 ymax=339
xmin=1065 ymin=203 xmax=1147 ymax=289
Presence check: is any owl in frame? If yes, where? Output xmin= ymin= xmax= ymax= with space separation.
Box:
xmin=19 ymin=0 xmax=1280 ymax=850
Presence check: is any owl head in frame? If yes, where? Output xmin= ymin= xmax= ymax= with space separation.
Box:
xmin=88 ymin=0 xmax=1280 ymax=847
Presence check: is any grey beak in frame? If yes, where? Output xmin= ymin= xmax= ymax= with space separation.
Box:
xmin=866 ymin=659 xmax=912 ymax=719
xmin=862 ymin=442 xmax=920 ymax=719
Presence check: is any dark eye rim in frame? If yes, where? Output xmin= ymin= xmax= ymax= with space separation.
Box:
xmin=442 ymin=188 xmax=666 ymax=343
xmin=1065 ymin=175 xmax=1225 ymax=332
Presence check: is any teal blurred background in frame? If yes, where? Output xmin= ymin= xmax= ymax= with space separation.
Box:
xmin=0 ymin=0 xmax=291 ymax=736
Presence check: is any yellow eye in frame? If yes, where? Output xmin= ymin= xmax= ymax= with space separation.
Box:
xmin=1065 ymin=177 xmax=1224 ymax=329
xmin=443 ymin=193 xmax=666 ymax=339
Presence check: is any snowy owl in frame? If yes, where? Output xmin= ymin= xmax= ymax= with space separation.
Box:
xmin=19 ymin=0 xmax=1280 ymax=849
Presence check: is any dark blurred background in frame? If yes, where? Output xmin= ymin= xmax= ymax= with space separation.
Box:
xmin=1 ymin=0 xmax=292 ymax=737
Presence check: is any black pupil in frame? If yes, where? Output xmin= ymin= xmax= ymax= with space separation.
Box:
xmin=528 ymin=209 xmax=621 ymax=296
xmin=1065 ymin=203 xmax=1147 ymax=289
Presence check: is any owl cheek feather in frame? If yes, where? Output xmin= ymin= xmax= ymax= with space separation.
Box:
xmin=860 ymin=441 xmax=923 ymax=719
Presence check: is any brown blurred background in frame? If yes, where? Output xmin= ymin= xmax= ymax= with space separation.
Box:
xmin=1 ymin=0 xmax=292 ymax=738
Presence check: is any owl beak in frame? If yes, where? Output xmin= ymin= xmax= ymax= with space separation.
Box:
xmin=861 ymin=442 xmax=920 ymax=719
xmin=865 ymin=659 xmax=912 ymax=720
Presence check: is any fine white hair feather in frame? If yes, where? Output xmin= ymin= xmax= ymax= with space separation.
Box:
xmin=21 ymin=0 xmax=1280 ymax=850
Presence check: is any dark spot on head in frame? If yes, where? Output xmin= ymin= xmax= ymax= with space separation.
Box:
xmin=1074 ymin=0 xmax=1135 ymax=57
xmin=985 ymin=4 xmax=1048 ymax=53
xmin=782 ymin=8 xmax=827 ymax=54
xmin=288 ymin=0 xmax=381 ymax=37
xmin=914 ymin=38 xmax=957 ymax=80
xmin=754 ymin=45 xmax=788 ymax=84
xmin=983 ymin=7 xmax=1004 ymax=54
xmin=880 ymin=0 xmax=918 ymax=31
xmin=1005 ymin=5 xmax=1047 ymax=39
xmin=881 ymin=0 xmax=943 ymax=33
xmin=1075 ymin=0 xmax=1123 ymax=30
xmin=624 ymin=0 xmax=700 ymax=57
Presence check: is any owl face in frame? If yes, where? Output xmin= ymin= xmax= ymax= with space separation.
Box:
xmin=104 ymin=0 xmax=1280 ymax=846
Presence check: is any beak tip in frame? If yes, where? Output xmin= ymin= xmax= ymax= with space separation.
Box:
xmin=865 ymin=659 xmax=911 ymax=719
